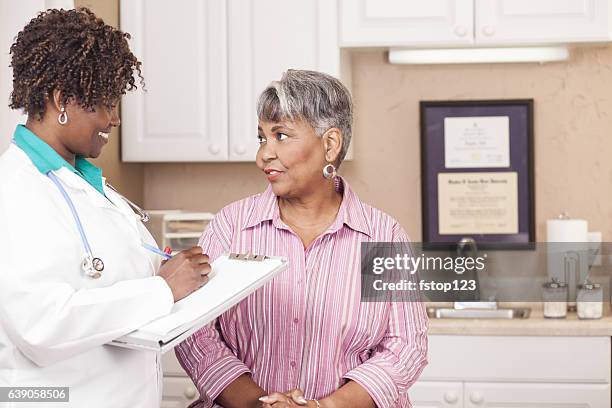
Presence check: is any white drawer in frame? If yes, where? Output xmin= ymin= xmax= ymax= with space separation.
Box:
xmin=161 ymin=376 xmax=199 ymax=408
xmin=463 ymin=382 xmax=610 ymax=407
xmin=421 ymin=335 xmax=611 ymax=383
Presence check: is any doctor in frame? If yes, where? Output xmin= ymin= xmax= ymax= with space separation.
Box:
xmin=0 ymin=8 xmax=210 ymax=408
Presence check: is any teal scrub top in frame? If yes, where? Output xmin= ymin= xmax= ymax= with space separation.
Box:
xmin=13 ymin=125 xmax=105 ymax=195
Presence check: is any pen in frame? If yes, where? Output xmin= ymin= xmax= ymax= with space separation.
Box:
xmin=142 ymin=242 xmax=172 ymax=260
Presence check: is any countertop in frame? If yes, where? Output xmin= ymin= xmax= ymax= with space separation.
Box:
xmin=427 ymin=302 xmax=612 ymax=336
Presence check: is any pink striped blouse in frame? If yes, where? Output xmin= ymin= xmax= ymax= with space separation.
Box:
xmin=176 ymin=177 xmax=428 ymax=408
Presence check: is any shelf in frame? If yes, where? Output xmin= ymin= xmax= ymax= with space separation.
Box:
xmin=165 ymin=232 xmax=203 ymax=239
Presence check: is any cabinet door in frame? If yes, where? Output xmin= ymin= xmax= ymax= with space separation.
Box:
xmin=464 ymin=382 xmax=610 ymax=408
xmin=475 ymin=0 xmax=612 ymax=45
xmin=120 ymin=0 xmax=228 ymax=161
xmin=421 ymin=335 xmax=610 ymax=384
xmin=161 ymin=376 xmax=199 ymax=408
xmin=410 ymin=381 xmax=463 ymax=408
xmin=227 ymin=0 xmax=341 ymax=162
xmin=0 ymin=1 xmax=45 ymax=154
xmin=340 ymin=0 xmax=474 ymax=47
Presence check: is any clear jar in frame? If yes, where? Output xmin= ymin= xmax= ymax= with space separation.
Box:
xmin=577 ymin=281 xmax=603 ymax=320
xmin=542 ymin=279 xmax=568 ymax=318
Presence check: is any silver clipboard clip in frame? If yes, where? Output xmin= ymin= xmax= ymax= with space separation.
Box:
xmin=229 ymin=253 xmax=266 ymax=262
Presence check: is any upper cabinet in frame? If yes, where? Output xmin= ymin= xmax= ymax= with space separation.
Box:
xmin=340 ymin=0 xmax=475 ymax=47
xmin=122 ymin=0 xmax=611 ymax=162
xmin=475 ymin=0 xmax=612 ymax=45
xmin=227 ymin=0 xmax=340 ymax=161
xmin=0 ymin=1 xmax=50 ymax=154
xmin=340 ymin=0 xmax=612 ymax=47
xmin=120 ymin=0 xmax=228 ymax=161
xmin=120 ymin=0 xmax=340 ymax=162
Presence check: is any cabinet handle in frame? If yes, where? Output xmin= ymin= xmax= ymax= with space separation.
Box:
xmin=454 ymin=25 xmax=468 ymax=38
xmin=482 ymin=25 xmax=495 ymax=37
xmin=184 ymin=386 xmax=197 ymax=399
xmin=469 ymin=391 xmax=484 ymax=404
xmin=233 ymin=144 xmax=247 ymax=155
xmin=444 ymin=391 xmax=459 ymax=404
xmin=208 ymin=144 xmax=221 ymax=155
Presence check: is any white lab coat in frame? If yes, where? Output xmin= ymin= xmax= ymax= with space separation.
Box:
xmin=0 ymin=144 xmax=175 ymax=407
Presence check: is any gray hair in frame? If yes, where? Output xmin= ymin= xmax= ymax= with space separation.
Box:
xmin=256 ymin=69 xmax=353 ymax=166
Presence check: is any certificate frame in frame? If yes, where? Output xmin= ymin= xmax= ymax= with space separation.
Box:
xmin=420 ymin=99 xmax=535 ymax=249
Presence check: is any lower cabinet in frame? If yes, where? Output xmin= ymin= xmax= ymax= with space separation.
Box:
xmin=411 ymin=382 xmax=609 ymax=407
xmin=160 ymin=335 xmax=611 ymax=407
xmin=161 ymin=377 xmax=199 ymax=408
xmin=410 ymin=335 xmax=611 ymax=408
xmin=409 ymin=381 xmax=463 ymax=407
xmin=161 ymin=352 xmax=199 ymax=408
xmin=464 ymin=382 xmax=609 ymax=407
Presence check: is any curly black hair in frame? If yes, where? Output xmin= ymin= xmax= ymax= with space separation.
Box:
xmin=9 ymin=7 xmax=143 ymax=119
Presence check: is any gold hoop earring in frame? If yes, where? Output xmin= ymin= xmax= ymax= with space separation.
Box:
xmin=58 ymin=106 xmax=68 ymax=125
xmin=322 ymin=163 xmax=337 ymax=179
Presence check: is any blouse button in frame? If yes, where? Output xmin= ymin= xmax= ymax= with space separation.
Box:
xmin=293 ymin=318 xmax=299 ymax=324
xmin=290 ymin=361 xmax=297 ymax=368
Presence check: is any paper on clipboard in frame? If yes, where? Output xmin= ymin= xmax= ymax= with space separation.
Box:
xmin=108 ymin=253 xmax=287 ymax=353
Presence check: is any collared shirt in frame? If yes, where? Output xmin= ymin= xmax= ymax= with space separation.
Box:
xmin=12 ymin=125 xmax=105 ymax=195
xmin=176 ymin=177 xmax=429 ymax=408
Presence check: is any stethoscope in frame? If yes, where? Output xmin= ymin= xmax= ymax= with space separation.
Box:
xmin=46 ymin=171 xmax=171 ymax=279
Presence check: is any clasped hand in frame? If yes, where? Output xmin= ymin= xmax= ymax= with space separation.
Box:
xmin=259 ymin=389 xmax=319 ymax=408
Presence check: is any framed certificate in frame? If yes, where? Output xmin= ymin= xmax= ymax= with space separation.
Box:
xmin=420 ymin=100 xmax=535 ymax=249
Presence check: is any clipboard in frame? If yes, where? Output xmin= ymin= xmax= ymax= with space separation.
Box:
xmin=108 ymin=253 xmax=287 ymax=353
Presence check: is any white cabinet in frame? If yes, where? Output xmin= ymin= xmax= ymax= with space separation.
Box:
xmin=464 ymin=383 xmax=609 ymax=408
xmin=475 ymin=0 xmax=612 ymax=45
xmin=411 ymin=381 xmax=609 ymax=408
xmin=228 ymin=0 xmax=341 ymax=161
xmin=340 ymin=0 xmax=612 ymax=47
xmin=0 ymin=1 xmax=47 ymax=154
xmin=411 ymin=335 xmax=611 ymax=408
xmin=161 ymin=377 xmax=199 ymax=408
xmin=410 ymin=381 xmax=463 ymax=407
xmin=120 ymin=0 xmax=341 ymax=162
xmin=161 ymin=352 xmax=199 ymax=408
xmin=340 ymin=0 xmax=474 ymax=47
xmin=120 ymin=0 xmax=228 ymax=161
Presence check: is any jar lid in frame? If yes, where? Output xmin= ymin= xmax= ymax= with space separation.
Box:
xmin=578 ymin=281 xmax=601 ymax=290
xmin=543 ymin=278 xmax=568 ymax=289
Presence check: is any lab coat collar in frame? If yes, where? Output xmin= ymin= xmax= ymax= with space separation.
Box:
xmin=13 ymin=125 xmax=105 ymax=195
xmin=52 ymin=167 xmax=140 ymax=232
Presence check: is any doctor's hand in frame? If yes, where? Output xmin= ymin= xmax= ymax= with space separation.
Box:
xmin=158 ymin=246 xmax=211 ymax=302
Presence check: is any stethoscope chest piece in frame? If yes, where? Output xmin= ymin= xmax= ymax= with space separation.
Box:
xmin=82 ymin=255 xmax=104 ymax=279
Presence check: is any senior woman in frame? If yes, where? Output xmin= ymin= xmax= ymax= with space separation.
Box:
xmin=176 ymin=69 xmax=428 ymax=408
xmin=0 ymin=8 xmax=210 ymax=407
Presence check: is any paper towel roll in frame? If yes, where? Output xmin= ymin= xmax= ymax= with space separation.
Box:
xmin=546 ymin=219 xmax=588 ymax=242
xmin=546 ymin=218 xmax=589 ymax=301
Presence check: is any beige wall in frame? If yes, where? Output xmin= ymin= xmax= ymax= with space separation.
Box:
xmin=80 ymin=0 xmax=612 ymax=242
xmin=76 ymin=0 xmax=144 ymax=204
xmin=146 ymin=47 xmax=612 ymax=242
